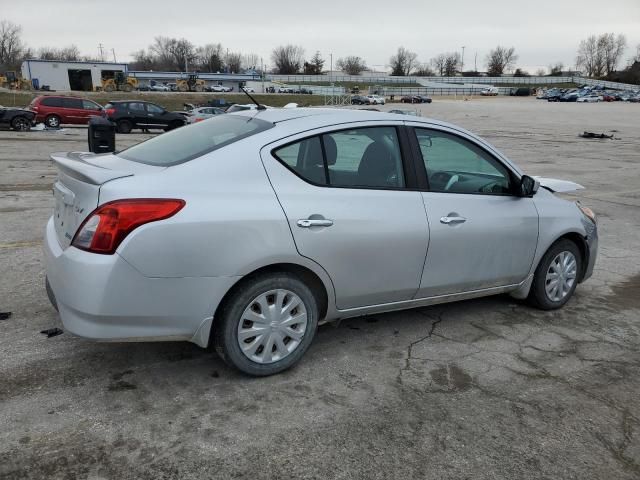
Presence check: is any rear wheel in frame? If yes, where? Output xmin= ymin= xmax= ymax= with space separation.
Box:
xmin=11 ymin=116 xmax=31 ymax=131
xmin=116 ymin=119 xmax=133 ymax=134
xmin=45 ymin=115 xmax=61 ymax=128
xmin=528 ymin=239 xmax=582 ymax=310
xmin=123 ymin=84 xmax=133 ymax=92
xmin=214 ymin=273 xmax=319 ymax=376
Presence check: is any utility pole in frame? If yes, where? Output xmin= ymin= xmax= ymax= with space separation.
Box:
xmin=461 ymin=46 xmax=466 ymax=74
xmin=261 ymin=58 xmax=265 ymax=93
xmin=111 ymin=48 xmax=117 ymax=63
xmin=330 ymin=52 xmax=333 ymax=79
xmin=474 ymin=51 xmax=478 ymax=72
xmin=98 ymin=43 xmax=104 ymax=61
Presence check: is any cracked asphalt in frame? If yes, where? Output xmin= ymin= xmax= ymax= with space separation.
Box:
xmin=1 ymin=97 xmax=639 ymax=479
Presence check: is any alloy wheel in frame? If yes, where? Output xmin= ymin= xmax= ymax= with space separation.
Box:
xmin=545 ymin=251 xmax=577 ymax=302
xmin=237 ymin=289 xmax=308 ymax=364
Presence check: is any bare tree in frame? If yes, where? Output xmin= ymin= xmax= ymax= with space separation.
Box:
xmin=225 ymin=52 xmax=242 ymax=73
xmin=547 ymin=62 xmax=564 ymax=76
xmin=130 ymin=49 xmax=156 ymax=70
xmin=633 ymin=44 xmax=640 ymax=63
xmin=444 ymin=53 xmax=460 ymax=76
xmin=430 ymin=54 xmax=447 ymax=76
xmin=169 ymin=38 xmax=196 ymax=71
xmin=196 ymin=43 xmax=224 ymax=72
xmin=303 ymin=51 xmax=325 ymax=75
xmin=389 ymin=47 xmax=418 ymax=76
xmin=150 ymin=36 xmax=178 ymax=70
xmin=486 ymin=46 xmax=518 ymax=76
xmin=271 ymin=45 xmax=304 ymax=74
xmin=413 ymin=65 xmax=435 ymax=76
xmin=0 ymin=20 xmax=25 ymax=70
xmin=535 ymin=68 xmax=547 ymax=76
xmin=577 ymin=35 xmax=605 ymax=77
xmin=37 ymin=45 xmax=81 ymax=61
xmin=601 ymin=33 xmax=627 ymax=75
xmin=336 ymin=55 xmax=367 ymax=75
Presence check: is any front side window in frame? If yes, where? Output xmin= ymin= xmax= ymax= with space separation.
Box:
xmin=128 ymin=102 xmax=146 ymax=112
xmin=82 ymin=100 xmax=101 ymax=111
xmin=415 ymin=128 xmax=512 ymax=195
xmin=62 ymin=98 xmax=83 ymax=109
xmin=146 ymin=104 xmax=164 ymax=114
xmin=273 ymin=126 xmax=405 ymax=189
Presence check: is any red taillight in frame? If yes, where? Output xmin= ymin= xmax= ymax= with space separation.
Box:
xmin=71 ymin=199 xmax=185 ymax=254
xmin=105 ymin=108 xmax=115 ymax=116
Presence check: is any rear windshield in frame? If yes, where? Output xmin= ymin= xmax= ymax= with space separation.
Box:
xmin=117 ymin=114 xmax=273 ymax=166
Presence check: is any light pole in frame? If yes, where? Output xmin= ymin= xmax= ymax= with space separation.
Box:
xmin=330 ymin=52 xmax=333 ymax=81
xmin=461 ymin=46 xmax=466 ymax=74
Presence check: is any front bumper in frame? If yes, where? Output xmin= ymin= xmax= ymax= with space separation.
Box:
xmin=581 ymin=219 xmax=598 ymax=282
xmin=44 ymin=217 xmax=239 ymax=347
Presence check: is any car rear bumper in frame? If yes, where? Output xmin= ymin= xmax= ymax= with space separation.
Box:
xmin=44 ymin=217 xmax=239 ymax=347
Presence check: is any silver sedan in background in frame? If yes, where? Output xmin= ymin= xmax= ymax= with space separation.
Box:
xmin=44 ymin=109 xmax=598 ymax=376
xmin=185 ymin=106 xmax=226 ymax=124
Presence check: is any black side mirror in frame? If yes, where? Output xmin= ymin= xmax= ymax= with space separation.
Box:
xmin=519 ymin=175 xmax=539 ymax=197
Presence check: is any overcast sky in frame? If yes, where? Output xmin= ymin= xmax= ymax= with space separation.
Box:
xmin=4 ymin=0 xmax=640 ymax=72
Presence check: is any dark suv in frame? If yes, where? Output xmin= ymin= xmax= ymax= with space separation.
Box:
xmin=104 ymin=101 xmax=186 ymax=133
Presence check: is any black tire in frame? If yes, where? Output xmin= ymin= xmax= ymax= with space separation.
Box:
xmin=11 ymin=116 xmax=31 ymax=131
xmin=214 ymin=273 xmax=319 ymax=376
xmin=528 ymin=239 xmax=582 ymax=310
xmin=45 ymin=115 xmax=61 ymax=129
xmin=116 ymin=119 xmax=133 ymax=134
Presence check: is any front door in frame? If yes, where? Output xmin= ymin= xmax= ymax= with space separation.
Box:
xmin=261 ymin=124 xmax=429 ymax=310
xmin=410 ymin=126 xmax=539 ymax=297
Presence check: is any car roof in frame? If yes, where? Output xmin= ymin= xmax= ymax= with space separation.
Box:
xmin=232 ymin=107 xmax=453 ymax=128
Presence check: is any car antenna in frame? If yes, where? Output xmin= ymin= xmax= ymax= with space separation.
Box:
xmin=241 ymin=87 xmax=266 ymax=110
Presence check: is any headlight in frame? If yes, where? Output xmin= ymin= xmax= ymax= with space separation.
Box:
xmin=576 ymin=202 xmax=596 ymax=224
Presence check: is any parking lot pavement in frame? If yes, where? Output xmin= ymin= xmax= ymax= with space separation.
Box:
xmin=1 ymin=99 xmax=639 ymax=479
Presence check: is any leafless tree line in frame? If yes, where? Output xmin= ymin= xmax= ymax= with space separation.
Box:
xmin=576 ymin=33 xmax=627 ymax=78
xmin=1 ymin=19 xmax=639 ymax=80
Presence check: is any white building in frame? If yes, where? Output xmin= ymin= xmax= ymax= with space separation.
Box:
xmin=21 ymin=59 xmax=129 ymax=91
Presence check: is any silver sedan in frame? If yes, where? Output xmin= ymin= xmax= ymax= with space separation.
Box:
xmin=44 ymin=109 xmax=598 ymax=376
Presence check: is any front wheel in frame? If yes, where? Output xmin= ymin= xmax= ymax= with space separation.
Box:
xmin=11 ymin=116 xmax=31 ymax=131
xmin=528 ymin=239 xmax=582 ymax=310
xmin=116 ymin=119 xmax=133 ymax=134
xmin=214 ymin=273 xmax=319 ymax=376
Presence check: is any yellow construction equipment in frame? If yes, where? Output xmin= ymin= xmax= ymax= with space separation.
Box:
xmin=102 ymin=72 xmax=138 ymax=92
xmin=177 ymin=73 xmax=205 ymax=92
xmin=1 ymin=71 xmax=31 ymax=90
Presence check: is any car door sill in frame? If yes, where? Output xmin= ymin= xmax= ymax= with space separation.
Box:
xmin=335 ymin=281 xmax=524 ymax=319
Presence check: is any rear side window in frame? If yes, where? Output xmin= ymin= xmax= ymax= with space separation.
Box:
xmin=128 ymin=102 xmax=146 ymax=112
xmin=117 ymin=114 xmax=273 ymax=166
xmin=41 ymin=97 xmax=62 ymax=107
xmin=273 ymin=126 xmax=405 ymax=189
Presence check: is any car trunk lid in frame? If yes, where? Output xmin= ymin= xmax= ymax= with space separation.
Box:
xmin=50 ymin=151 xmax=162 ymax=249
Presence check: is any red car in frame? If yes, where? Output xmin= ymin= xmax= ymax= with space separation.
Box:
xmin=28 ymin=95 xmax=104 ymax=128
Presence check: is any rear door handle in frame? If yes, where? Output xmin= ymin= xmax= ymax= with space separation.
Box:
xmin=297 ymin=219 xmax=333 ymax=228
xmin=440 ymin=216 xmax=466 ymax=225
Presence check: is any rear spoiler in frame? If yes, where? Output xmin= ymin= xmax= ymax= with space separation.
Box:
xmin=50 ymin=152 xmax=133 ymax=185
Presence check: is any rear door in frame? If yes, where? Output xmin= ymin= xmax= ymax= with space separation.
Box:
xmin=261 ymin=123 xmax=430 ymax=310
xmin=61 ymin=97 xmax=84 ymax=124
xmin=408 ymin=125 xmax=539 ymax=297
xmin=127 ymin=102 xmax=150 ymax=128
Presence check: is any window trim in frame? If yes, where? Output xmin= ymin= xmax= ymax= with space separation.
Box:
xmin=408 ymin=126 xmax=520 ymax=197
xmin=271 ymin=125 xmax=419 ymax=192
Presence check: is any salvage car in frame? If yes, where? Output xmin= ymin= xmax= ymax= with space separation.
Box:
xmin=186 ymin=106 xmax=226 ymax=123
xmin=0 ymin=106 xmax=36 ymax=131
xmin=44 ymin=108 xmax=598 ymax=376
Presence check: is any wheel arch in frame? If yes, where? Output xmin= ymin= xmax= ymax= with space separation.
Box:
xmin=204 ymin=262 xmax=332 ymax=348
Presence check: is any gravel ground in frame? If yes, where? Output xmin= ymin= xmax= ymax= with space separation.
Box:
xmin=0 ymin=97 xmax=639 ymax=479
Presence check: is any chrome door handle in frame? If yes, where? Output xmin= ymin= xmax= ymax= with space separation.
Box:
xmin=440 ymin=216 xmax=466 ymax=225
xmin=297 ymin=219 xmax=333 ymax=228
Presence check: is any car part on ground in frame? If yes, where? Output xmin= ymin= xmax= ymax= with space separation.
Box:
xmin=44 ymin=108 xmax=598 ymax=376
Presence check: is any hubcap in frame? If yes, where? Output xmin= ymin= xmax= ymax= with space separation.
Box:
xmin=237 ymin=289 xmax=308 ymax=364
xmin=545 ymin=251 xmax=577 ymax=302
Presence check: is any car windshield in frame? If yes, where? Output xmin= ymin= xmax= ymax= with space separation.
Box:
xmin=117 ymin=114 xmax=273 ymax=166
